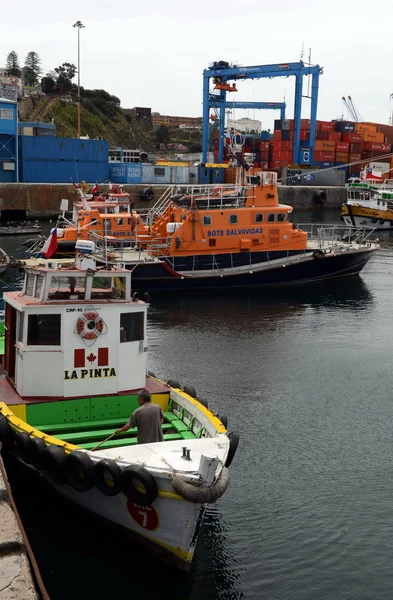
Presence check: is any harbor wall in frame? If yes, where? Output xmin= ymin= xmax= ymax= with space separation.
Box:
xmin=0 ymin=456 xmax=37 ymax=599
xmin=0 ymin=183 xmax=347 ymax=218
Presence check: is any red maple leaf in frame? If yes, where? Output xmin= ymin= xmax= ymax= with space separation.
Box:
xmin=87 ymin=353 xmax=97 ymax=363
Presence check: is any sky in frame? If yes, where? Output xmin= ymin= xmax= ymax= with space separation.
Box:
xmin=2 ymin=0 xmax=393 ymax=131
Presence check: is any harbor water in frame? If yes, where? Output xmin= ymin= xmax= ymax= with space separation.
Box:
xmin=1 ymin=213 xmax=393 ymax=599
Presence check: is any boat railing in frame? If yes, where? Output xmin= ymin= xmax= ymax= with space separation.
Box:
xmin=297 ymin=223 xmax=376 ymax=247
xmin=145 ymin=185 xmax=178 ymax=227
xmin=179 ymin=184 xmax=250 ymax=209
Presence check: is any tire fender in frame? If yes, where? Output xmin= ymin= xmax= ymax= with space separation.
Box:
xmin=0 ymin=415 xmax=14 ymax=450
xmin=172 ymin=467 xmax=230 ymax=503
xmin=42 ymin=446 xmax=68 ymax=485
xmin=121 ymin=465 xmax=158 ymax=506
xmin=30 ymin=437 xmax=47 ymax=471
xmin=65 ymin=451 xmax=95 ymax=492
xmin=15 ymin=431 xmax=33 ymax=464
xmin=94 ymin=459 xmax=122 ymax=496
xmin=167 ymin=379 xmax=181 ymax=389
xmin=183 ymin=385 xmax=197 ymax=398
xmin=225 ymin=431 xmax=240 ymax=468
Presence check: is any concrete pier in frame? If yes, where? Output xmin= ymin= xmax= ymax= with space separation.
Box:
xmin=0 ymin=457 xmax=37 ymax=599
xmin=0 ymin=183 xmax=346 ymax=218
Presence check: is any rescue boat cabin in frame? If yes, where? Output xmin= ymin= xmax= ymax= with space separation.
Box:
xmin=149 ymin=171 xmax=308 ymax=256
xmin=3 ymin=253 xmax=148 ymax=400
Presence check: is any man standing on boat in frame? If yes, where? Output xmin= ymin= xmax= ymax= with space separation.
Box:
xmin=115 ymin=389 xmax=164 ymax=443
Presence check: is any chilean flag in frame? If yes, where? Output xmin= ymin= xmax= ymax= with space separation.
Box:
xmin=38 ymin=228 xmax=58 ymax=259
xmin=361 ymin=165 xmax=383 ymax=181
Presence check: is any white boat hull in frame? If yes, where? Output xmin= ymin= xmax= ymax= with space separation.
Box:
xmin=342 ymin=214 xmax=393 ymax=229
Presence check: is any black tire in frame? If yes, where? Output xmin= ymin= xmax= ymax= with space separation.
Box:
xmin=197 ymin=397 xmax=209 ymax=409
xmin=371 ymin=218 xmax=378 ymax=224
xmin=140 ymin=188 xmax=154 ymax=202
xmin=225 ymin=431 xmax=240 ymax=468
xmin=15 ymin=432 xmax=33 ymax=464
xmin=312 ymin=249 xmax=325 ymax=260
xmin=42 ymin=446 xmax=68 ymax=485
xmin=30 ymin=437 xmax=46 ymax=471
xmin=167 ymin=379 xmax=181 ymax=389
xmin=0 ymin=415 xmax=14 ymax=450
xmin=94 ymin=459 xmax=122 ymax=496
xmin=183 ymin=385 xmax=197 ymax=398
xmin=218 ymin=414 xmax=228 ymax=429
xmin=313 ymin=190 xmax=327 ymax=205
xmin=65 ymin=451 xmax=95 ymax=492
xmin=121 ymin=465 xmax=158 ymax=506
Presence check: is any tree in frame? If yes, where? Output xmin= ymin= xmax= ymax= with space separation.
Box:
xmin=54 ymin=63 xmax=77 ymax=93
xmin=6 ymin=51 xmax=21 ymax=77
xmin=41 ymin=74 xmax=57 ymax=94
xmin=155 ymin=125 xmax=170 ymax=144
xmin=23 ymin=51 xmax=42 ymax=86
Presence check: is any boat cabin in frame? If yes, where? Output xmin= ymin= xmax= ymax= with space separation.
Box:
xmin=3 ymin=256 xmax=148 ymax=399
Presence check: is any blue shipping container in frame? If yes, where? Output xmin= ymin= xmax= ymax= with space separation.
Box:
xmin=109 ymin=163 xmax=142 ymax=183
xmin=142 ymin=165 xmax=171 ymax=185
xmin=334 ymin=121 xmax=355 ymax=133
xmin=19 ymin=136 xmax=109 ymax=162
xmin=20 ymin=159 xmax=109 ymax=183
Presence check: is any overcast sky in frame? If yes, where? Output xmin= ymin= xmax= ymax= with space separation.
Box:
xmin=2 ymin=0 xmax=393 ymax=130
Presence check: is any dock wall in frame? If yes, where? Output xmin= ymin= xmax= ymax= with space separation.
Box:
xmin=0 ymin=183 xmax=347 ymax=218
xmin=0 ymin=456 xmax=37 ymax=599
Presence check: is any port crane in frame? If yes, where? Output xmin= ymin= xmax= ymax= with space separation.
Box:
xmin=342 ymin=96 xmax=362 ymax=122
xmin=202 ymin=60 xmax=323 ymax=165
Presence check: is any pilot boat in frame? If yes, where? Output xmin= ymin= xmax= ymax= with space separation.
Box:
xmin=0 ymin=241 xmax=237 ymax=570
xmin=341 ymin=167 xmax=393 ymax=229
xmin=86 ymin=170 xmax=379 ymax=292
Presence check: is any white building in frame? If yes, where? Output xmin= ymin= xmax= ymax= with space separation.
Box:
xmin=227 ymin=117 xmax=262 ymax=134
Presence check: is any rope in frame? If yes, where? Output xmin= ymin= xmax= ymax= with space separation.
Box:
xmin=0 ymin=444 xmax=51 ymax=600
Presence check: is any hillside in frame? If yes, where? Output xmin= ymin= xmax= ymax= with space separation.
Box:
xmin=23 ymin=90 xmax=202 ymax=154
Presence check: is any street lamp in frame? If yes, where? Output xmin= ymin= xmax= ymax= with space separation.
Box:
xmin=72 ymin=20 xmax=85 ymax=139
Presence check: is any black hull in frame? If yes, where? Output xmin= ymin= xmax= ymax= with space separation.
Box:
xmin=126 ymin=249 xmax=375 ymax=292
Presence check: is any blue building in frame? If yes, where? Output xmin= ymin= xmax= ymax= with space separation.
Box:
xmin=18 ymin=122 xmax=56 ymax=137
xmin=0 ymin=97 xmax=18 ymax=182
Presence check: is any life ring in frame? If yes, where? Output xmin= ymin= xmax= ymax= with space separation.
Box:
xmin=120 ymin=465 xmax=158 ymax=506
xmin=225 ymin=431 xmax=240 ymax=468
xmin=15 ymin=432 xmax=33 ymax=464
xmin=30 ymin=437 xmax=46 ymax=471
xmin=76 ymin=311 xmax=104 ymax=341
xmin=0 ymin=415 xmax=14 ymax=450
xmin=65 ymin=451 xmax=95 ymax=492
xmin=94 ymin=459 xmax=122 ymax=496
xmin=42 ymin=446 xmax=68 ymax=485
xmin=213 ymin=186 xmax=223 ymax=195
xmin=183 ymin=385 xmax=197 ymax=399
xmin=140 ymin=188 xmax=154 ymax=202
xmin=312 ymin=249 xmax=325 ymax=260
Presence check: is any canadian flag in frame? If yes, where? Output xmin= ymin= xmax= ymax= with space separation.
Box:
xmin=74 ymin=348 xmax=109 ymax=368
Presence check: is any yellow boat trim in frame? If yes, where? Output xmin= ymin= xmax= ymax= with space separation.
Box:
xmin=0 ymin=402 xmax=78 ymax=453
xmin=8 ymin=404 xmax=26 ymax=421
xmin=175 ymin=389 xmax=227 ymax=433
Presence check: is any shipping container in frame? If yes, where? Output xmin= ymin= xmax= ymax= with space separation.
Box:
xmin=314 ymin=140 xmax=336 ymax=152
xmin=260 ymin=151 xmax=269 ymax=161
xmin=349 ymin=153 xmax=361 ymax=163
xmin=335 ymin=152 xmax=349 ymax=163
xmin=363 ymin=132 xmax=385 ymax=142
xmin=349 ymin=142 xmax=362 ymax=153
xmin=362 ymin=150 xmax=386 ymax=159
xmin=299 ymin=129 xmax=310 ymax=141
xmin=328 ymin=131 xmax=342 ymax=142
xmin=314 ymin=151 xmax=335 ymax=162
xmin=320 ymin=121 xmax=335 ymax=132
xmin=355 ymin=123 xmax=378 ymax=134
xmin=19 ymin=136 xmax=109 ymax=162
xmin=362 ymin=141 xmax=385 ymax=152
xmin=142 ymin=164 xmax=171 ymax=184
xmin=271 ymin=151 xmax=293 ymax=161
xmin=20 ymin=159 xmax=109 ymax=183
xmin=336 ymin=141 xmax=350 ymax=152
xmin=342 ymin=132 xmax=362 ymax=142
xmin=282 ymin=119 xmax=291 ymax=131
xmin=377 ymin=124 xmax=393 ymax=136
xmin=273 ymin=131 xmax=282 ymax=141
xmin=300 ymin=119 xmax=311 ymax=129
xmin=281 ymin=130 xmax=291 ymax=141
xmin=334 ymin=121 xmax=355 ymax=133
xmin=274 ymin=120 xmax=282 ymax=131
xmin=109 ymin=163 xmax=142 ymax=183
xmin=272 ymin=141 xmax=292 ymax=151
xmin=315 ymin=130 xmax=328 ymax=141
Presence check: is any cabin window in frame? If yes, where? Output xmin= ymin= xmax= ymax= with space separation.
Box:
xmin=229 ymin=214 xmax=238 ymax=224
xmin=154 ymin=167 xmax=166 ymax=177
xmin=27 ymin=314 xmax=61 ymax=346
xmin=49 ymin=276 xmax=86 ymax=300
xmin=35 ymin=274 xmax=45 ymax=299
xmin=91 ymin=276 xmax=126 ymax=299
xmin=116 ymin=218 xmax=123 ymax=226
xmin=120 ymin=312 xmax=144 ymax=343
xmin=127 ymin=218 xmax=132 ymax=226
xmin=267 ymin=213 xmax=275 ymax=222
xmin=377 ymin=201 xmax=380 ymax=206
xmin=181 ymin=214 xmax=187 ymax=221
xmin=25 ymin=273 xmax=35 ymax=296
xmin=277 ymin=213 xmax=285 ymax=222
xmin=203 ymin=216 xmax=212 ymax=225
xmin=365 ymin=193 xmax=370 ymax=200
xmin=209 ymin=239 xmax=216 ymax=247
xmin=255 ymin=213 xmax=263 ymax=223
xmin=17 ymin=312 xmax=24 ymax=343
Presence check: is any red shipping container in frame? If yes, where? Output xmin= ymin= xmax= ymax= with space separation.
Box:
xmin=314 ymin=151 xmax=335 ymax=161
xmin=289 ymin=119 xmax=295 ymax=130
xmin=315 ymin=130 xmax=328 ymax=140
xmin=269 ymin=160 xmax=288 ymax=168
xmin=362 ymin=141 xmax=384 ymax=151
xmin=336 ymin=142 xmax=349 ymax=151
xmin=300 ymin=119 xmax=311 ymax=129
xmin=273 ymin=131 xmax=282 ymax=141
xmin=378 ymin=124 xmax=393 ymax=136
xmin=300 ymin=129 xmax=310 ymax=141
xmin=260 ymin=151 xmax=269 ymax=161
xmin=381 ymin=143 xmax=391 ymax=152
xmin=260 ymin=162 xmax=269 ymax=170
xmin=260 ymin=142 xmax=270 ymax=151
xmin=319 ymin=121 xmax=335 ymax=131
xmin=272 ymin=151 xmax=293 ymax=161
xmin=315 ymin=140 xmax=336 ymax=151
xmin=335 ymin=152 xmax=349 ymax=162
xmin=385 ymin=135 xmax=393 ymax=145
xmin=349 ymin=142 xmax=362 ymax=153
xmin=272 ymin=141 xmax=292 ymax=151
xmin=328 ymin=131 xmax=342 ymax=142
xmin=349 ymin=153 xmax=361 ymax=162
xmin=315 ymin=120 xmax=321 ymax=130
xmin=362 ymin=151 xmax=385 ymax=159
xmin=342 ymin=132 xmax=363 ymax=142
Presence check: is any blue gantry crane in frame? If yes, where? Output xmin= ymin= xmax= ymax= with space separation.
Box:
xmin=202 ymin=60 xmax=323 ymax=165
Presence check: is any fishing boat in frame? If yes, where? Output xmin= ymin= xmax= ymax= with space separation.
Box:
xmin=81 ymin=169 xmax=378 ymax=292
xmin=341 ymin=167 xmax=393 ymax=229
xmin=0 ymin=247 xmax=9 ymax=275
xmin=0 ymin=241 xmax=238 ymax=571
